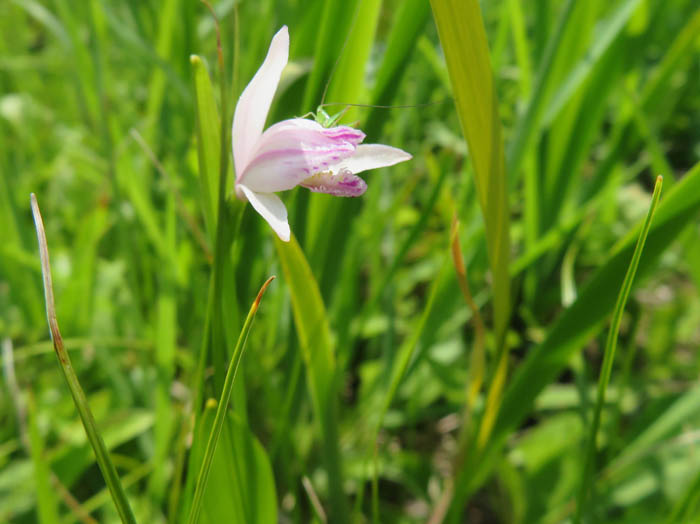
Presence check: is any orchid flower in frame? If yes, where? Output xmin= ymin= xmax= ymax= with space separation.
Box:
xmin=232 ymin=26 xmax=412 ymax=242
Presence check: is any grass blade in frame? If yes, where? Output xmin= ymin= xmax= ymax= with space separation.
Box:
xmin=574 ymin=175 xmax=663 ymax=521
xmin=187 ymin=276 xmax=275 ymax=524
xmin=184 ymin=402 xmax=277 ymax=524
xmin=30 ymin=194 xmax=137 ymax=524
xmin=469 ymin=159 xmax=700 ymax=498
xmin=429 ymin=0 xmax=510 ymax=346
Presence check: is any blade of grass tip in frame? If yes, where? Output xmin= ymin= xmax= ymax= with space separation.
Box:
xmin=574 ymin=175 xmax=663 ymax=523
xmin=187 ymin=276 xmax=275 ymax=524
xmin=30 ymin=194 xmax=137 ymax=524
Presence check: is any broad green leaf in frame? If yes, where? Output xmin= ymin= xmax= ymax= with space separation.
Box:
xmin=274 ymin=234 xmax=348 ymax=523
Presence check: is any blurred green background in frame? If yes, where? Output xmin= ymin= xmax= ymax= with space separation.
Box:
xmin=1 ymin=0 xmax=700 ymax=522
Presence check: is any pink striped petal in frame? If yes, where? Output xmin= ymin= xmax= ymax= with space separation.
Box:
xmin=332 ymin=144 xmax=412 ymax=175
xmin=237 ymin=118 xmax=365 ymax=193
xmin=300 ymin=169 xmax=367 ymax=197
xmin=232 ymin=26 xmax=289 ymax=178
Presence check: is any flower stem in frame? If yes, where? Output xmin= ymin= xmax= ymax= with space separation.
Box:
xmin=30 ymin=194 xmax=137 ymax=524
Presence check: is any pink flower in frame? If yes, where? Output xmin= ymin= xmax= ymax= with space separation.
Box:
xmin=232 ymin=26 xmax=412 ymax=241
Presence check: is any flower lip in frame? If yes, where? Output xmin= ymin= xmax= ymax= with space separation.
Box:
xmin=301 ymin=169 xmax=368 ymax=197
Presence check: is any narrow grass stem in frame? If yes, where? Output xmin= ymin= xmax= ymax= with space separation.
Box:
xmin=450 ymin=215 xmax=487 ymax=411
xmin=30 ymin=194 xmax=137 ymax=524
xmin=187 ymin=276 xmax=275 ymax=524
xmin=574 ymin=175 xmax=663 ymax=522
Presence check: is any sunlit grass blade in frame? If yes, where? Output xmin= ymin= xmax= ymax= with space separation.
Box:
xmin=30 ymin=194 xmax=137 ymax=524
xmin=184 ymin=400 xmax=277 ymax=524
xmin=429 ymin=0 xmax=510 ymax=346
xmin=187 ymin=276 xmax=275 ymax=524
xmin=429 ymin=1 xmax=510 ymax=515
xmin=574 ymin=175 xmax=663 ymax=522
xmin=274 ymin=234 xmax=348 ymax=524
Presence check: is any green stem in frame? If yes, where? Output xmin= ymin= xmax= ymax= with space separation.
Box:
xmin=30 ymin=194 xmax=137 ymax=524
xmin=187 ymin=277 xmax=275 ymax=524
xmin=574 ymin=175 xmax=663 ymax=522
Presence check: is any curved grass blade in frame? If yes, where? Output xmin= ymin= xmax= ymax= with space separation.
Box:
xmin=187 ymin=276 xmax=275 ymax=524
xmin=467 ymin=159 xmax=700 ymax=499
xmin=30 ymin=194 xmax=137 ymax=524
xmin=574 ymin=176 xmax=663 ymax=522
xmin=186 ymin=401 xmax=277 ymax=524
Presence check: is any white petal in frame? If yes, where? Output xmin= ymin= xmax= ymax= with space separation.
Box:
xmin=232 ymin=26 xmax=289 ymax=178
xmin=238 ymin=185 xmax=290 ymax=241
xmin=332 ymin=144 xmax=412 ymax=175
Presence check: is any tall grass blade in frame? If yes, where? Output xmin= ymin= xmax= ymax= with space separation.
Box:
xmin=274 ymin=234 xmax=348 ymax=523
xmin=429 ymin=0 xmax=510 ymax=347
xmin=574 ymin=176 xmax=663 ymax=522
xmin=30 ymin=194 xmax=137 ymax=524
xmin=187 ymin=276 xmax=275 ymax=524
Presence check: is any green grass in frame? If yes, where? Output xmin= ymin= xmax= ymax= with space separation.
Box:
xmin=1 ymin=0 xmax=700 ymax=522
